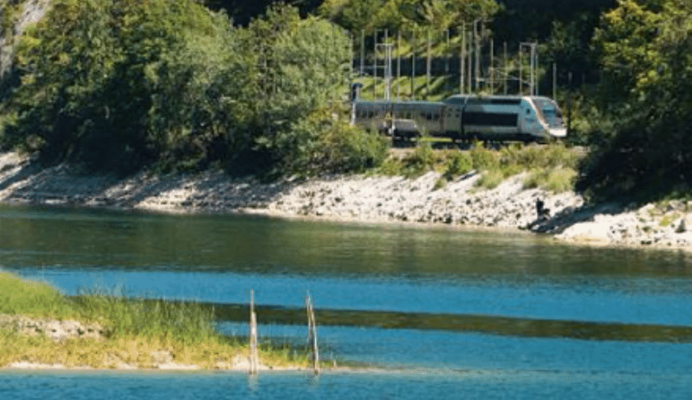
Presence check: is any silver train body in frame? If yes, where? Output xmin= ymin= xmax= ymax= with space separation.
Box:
xmin=353 ymin=95 xmax=566 ymax=142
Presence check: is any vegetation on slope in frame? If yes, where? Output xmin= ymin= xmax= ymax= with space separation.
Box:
xmin=379 ymin=142 xmax=582 ymax=193
xmin=571 ymin=0 xmax=692 ymax=202
xmin=0 ymin=0 xmax=386 ymax=177
xmin=1 ymin=0 xmax=691 ymax=203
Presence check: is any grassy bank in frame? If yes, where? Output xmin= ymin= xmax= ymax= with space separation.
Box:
xmin=378 ymin=142 xmax=583 ymax=193
xmin=0 ymin=271 xmax=310 ymax=370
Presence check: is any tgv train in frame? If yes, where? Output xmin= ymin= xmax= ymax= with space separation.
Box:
xmin=352 ymin=95 xmax=567 ymax=143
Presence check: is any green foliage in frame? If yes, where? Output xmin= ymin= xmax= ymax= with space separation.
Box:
xmin=5 ymin=0 xmax=232 ymax=173
xmin=2 ymin=1 xmax=361 ymax=177
xmin=0 ymin=271 xmax=75 ymax=319
xmin=523 ymin=167 xmax=577 ymax=193
xmin=318 ymin=0 xmax=499 ymax=33
xmin=499 ymin=143 xmax=579 ymax=170
xmin=0 ymin=271 xmax=215 ymax=342
xmin=577 ymin=0 xmax=692 ymax=201
xmin=0 ymin=1 xmax=22 ymax=38
xmin=74 ymin=290 xmax=214 ymax=342
xmin=592 ymin=0 xmax=663 ymax=110
xmin=469 ymin=142 xmax=499 ymax=171
xmin=248 ymin=7 xmax=354 ymax=174
xmin=273 ymin=107 xmax=388 ymax=175
xmin=401 ymin=142 xmax=437 ymax=177
xmin=433 ymin=177 xmax=447 ymax=190
xmin=474 ymin=168 xmax=504 ymax=189
xmin=443 ymin=150 xmax=472 ymax=180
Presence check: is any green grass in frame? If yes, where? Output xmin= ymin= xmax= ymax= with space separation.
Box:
xmin=474 ymin=169 xmax=505 ymax=189
xmin=355 ymin=75 xmax=459 ymax=102
xmin=0 ymin=271 xmax=76 ymax=319
xmin=0 ymin=271 xmax=313 ymax=369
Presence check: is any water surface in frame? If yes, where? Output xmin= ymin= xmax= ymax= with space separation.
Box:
xmin=1 ymin=205 xmax=691 ymax=399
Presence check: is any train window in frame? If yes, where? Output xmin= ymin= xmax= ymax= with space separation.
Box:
xmin=406 ymin=112 xmax=412 ymax=119
xmin=426 ymin=113 xmax=432 ymax=120
xmin=434 ymin=114 xmax=440 ymax=121
xmin=368 ymin=111 xmax=374 ymax=118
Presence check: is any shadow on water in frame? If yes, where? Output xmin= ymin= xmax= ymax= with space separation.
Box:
xmin=70 ymin=297 xmax=692 ymax=343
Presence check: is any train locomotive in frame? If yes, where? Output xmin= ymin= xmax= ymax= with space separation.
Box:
xmin=352 ymin=94 xmax=566 ymax=143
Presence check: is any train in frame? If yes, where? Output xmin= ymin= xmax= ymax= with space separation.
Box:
xmin=351 ymin=93 xmax=567 ymax=143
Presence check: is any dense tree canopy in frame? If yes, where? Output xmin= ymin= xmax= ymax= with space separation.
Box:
xmin=2 ymin=0 xmax=692 ymax=201
xmin=1 ymin=0 xmax=386 ymax=176
xmin=576 ymin=0 xmax=692 ymax=200
xmin=318 ymin=0 xmax=499 ymax=33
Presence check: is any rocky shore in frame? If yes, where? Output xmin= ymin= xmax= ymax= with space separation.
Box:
xmin=1 ymin=151 xmax=692 ymax=251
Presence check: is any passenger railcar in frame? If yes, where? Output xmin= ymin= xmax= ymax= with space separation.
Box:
xmin=352 ymin=94 xmax=566 ymax=143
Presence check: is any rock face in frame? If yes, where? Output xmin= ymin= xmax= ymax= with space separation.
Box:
xmin=1 ymin=0 xmax=52 ymax=80
xmin=1 ymin=151 xmax=692 ymax=251
xmin=0 ymin=314 xmax=107 ymax=341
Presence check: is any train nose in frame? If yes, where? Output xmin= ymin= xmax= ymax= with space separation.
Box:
xmin=550 ymin=128 xmax=567 ymax=138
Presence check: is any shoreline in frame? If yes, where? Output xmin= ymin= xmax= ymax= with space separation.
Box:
xmin=1 ymin=151 xmax=692 ymax=252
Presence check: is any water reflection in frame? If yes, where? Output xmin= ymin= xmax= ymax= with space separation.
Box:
xmin=2 ymin=205 xmax=692 ymax=278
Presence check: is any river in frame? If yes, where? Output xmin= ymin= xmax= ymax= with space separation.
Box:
xmin=0 ymin=205 xmax=691 ymax=398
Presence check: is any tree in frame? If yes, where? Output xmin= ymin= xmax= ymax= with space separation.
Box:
xmin=318 ymin=0 xmax=498 ymax=33
xmin=7 ymin=0 xmax=242 ymax=173
xmin=577 ymin=0 xmax=692 ymax=200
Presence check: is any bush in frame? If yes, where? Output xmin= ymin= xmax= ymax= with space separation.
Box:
xmin=433 ymin=177 xmax=447 ymax=190
xmin=378 ymin=157 xmax=405 ymax=176
xmin=474 ymin=169 xmax=504 ymax=189
xmin=469 ymin=142 xmax=499 ymax=171
xmin=401 ymin=142 xmax=437 ymax=177
xmin=443 ymin=151 xmax=473 ymax=180
xmin=268 ymin=107 xmax=388 ymax=176
xmin=499 ymin=143 xmax=579 ymax=170
xmin=524 ymin=167 xmax=577 ymax=193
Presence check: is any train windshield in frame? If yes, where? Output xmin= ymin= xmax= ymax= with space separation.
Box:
xmin=531 ymin=98 xmax=564 ymax=128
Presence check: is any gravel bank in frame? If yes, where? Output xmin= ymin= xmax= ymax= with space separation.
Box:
xmin=1 ymin=151 xmax=691 ymax=251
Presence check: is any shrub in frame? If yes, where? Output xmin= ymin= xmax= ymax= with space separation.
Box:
xmin=272 ymin=108 xmax=388 ymax=175
xmin=317 ymin=123 xmax=389 ymax=174
xmin=470 ymin=142 xmax=499 ymax=171
xmin=474 ymin=169 xmax=504 ymax=189
xmin=433 ymin=177 xmax=447 ymax=190
xmin=443 ymin=151 xmax=473 ymax=180
xmin=379 ymin=157 xmax=404 ymax=176
xmin=401 ymin=142 xmax=437 ymax=177
xmin=500 ymin=143 xmax=580 ymax=170
xmin=524 ymin=167 xmax=577 ymax=193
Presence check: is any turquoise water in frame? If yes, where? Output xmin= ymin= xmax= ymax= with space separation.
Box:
xmin=1 ymin=370 xmax=690 ymax=400
xmin=1 ymin=205 xmax=691 ymax=398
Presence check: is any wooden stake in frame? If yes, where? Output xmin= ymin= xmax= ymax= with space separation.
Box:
xmin=249 ymin=290 xmax=259 ymax=375
xmin=305 ymin=292 xmax=319 ymax=374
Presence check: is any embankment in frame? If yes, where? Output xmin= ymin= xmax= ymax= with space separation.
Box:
xmin=1 ymin=151 xmax=692 ymax=251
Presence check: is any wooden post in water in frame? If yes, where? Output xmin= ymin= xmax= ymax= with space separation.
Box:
xmin=248 ymin=290 xmax=259 ymax=375
xmin=305 ymin=291 xmax=319 ymax=374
